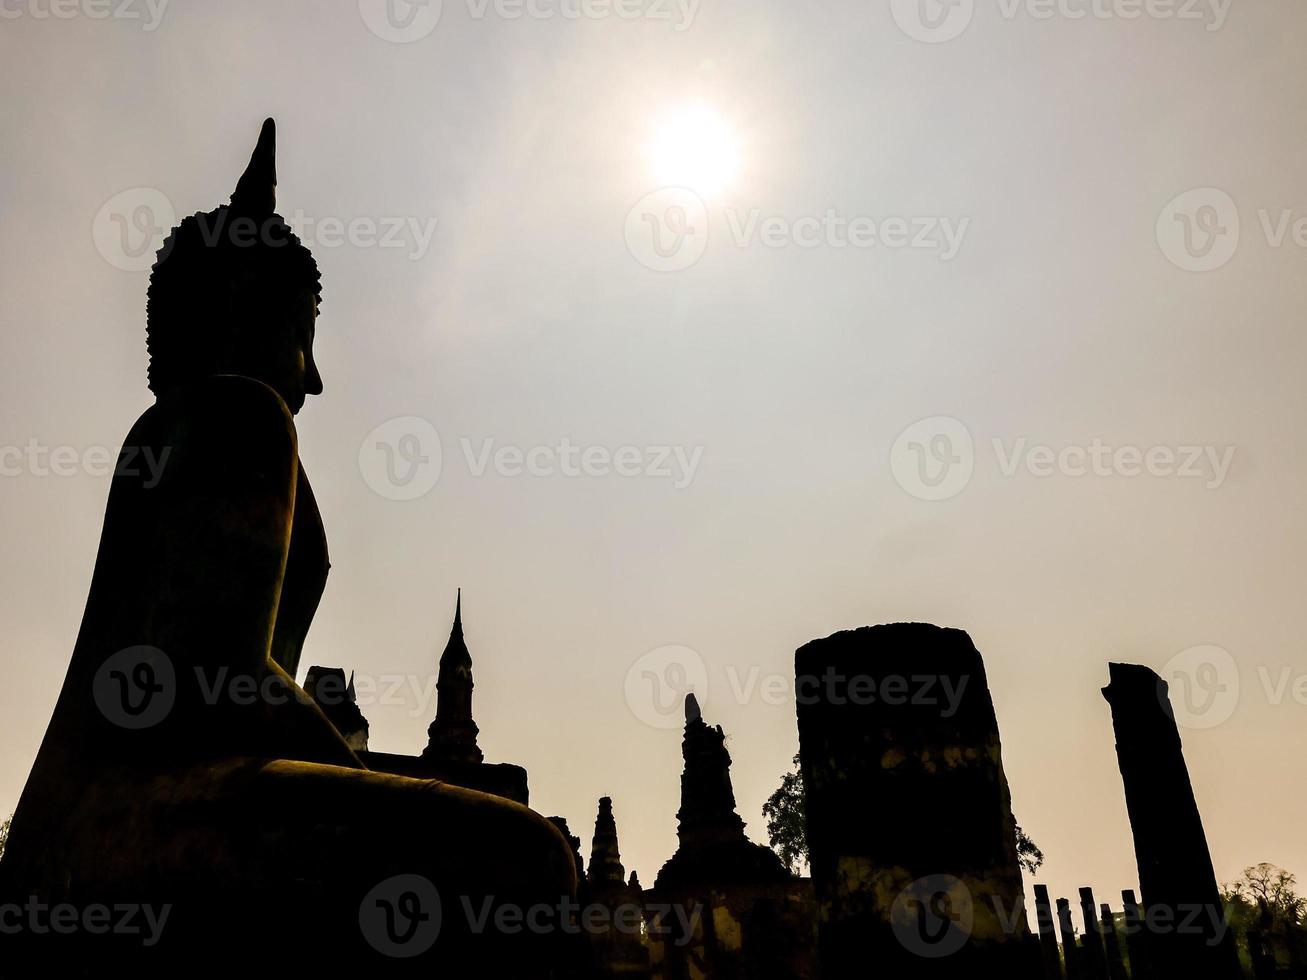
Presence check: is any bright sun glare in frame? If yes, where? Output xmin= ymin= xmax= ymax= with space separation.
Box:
xmin=648 ymin=103 xmax=741 ymax=197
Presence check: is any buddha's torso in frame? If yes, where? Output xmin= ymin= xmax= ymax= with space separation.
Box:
xmin=32 ymin=376 xmax=353 ymax=770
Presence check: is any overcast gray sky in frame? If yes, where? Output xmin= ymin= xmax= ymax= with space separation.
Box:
xmin=2 ymin=0 xmax=1305 ymax=915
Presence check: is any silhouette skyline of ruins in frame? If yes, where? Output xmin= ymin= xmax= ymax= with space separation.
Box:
xmin=0 ymin=115 xmax=1299 ymax=978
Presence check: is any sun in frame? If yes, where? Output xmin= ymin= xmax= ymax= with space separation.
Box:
xmin=647 ymin=103 xmax=742 ymax=198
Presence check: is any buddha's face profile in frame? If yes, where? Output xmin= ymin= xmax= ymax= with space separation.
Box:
xmin=226 ymin=284 xmax=324 ymax=414
xmin=146 ymin=119 xmax=325 ymax=416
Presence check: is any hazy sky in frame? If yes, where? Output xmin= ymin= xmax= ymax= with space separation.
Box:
xmin=2 ymin=0 xmax=1306 ymax=918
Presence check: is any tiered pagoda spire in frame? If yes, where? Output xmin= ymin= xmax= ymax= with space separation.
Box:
xmin=423 ymin=590 xmax=484 ymax=765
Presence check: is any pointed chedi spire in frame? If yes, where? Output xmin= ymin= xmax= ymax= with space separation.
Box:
xmin=587 ymin=797 xmax=626 ymax=885
xmin=685 ymin=692 xmax=702 ymax=724
xmin=230 ymin=117 xmax=278 ymax=217
xmin=423 ymin=589 xmax=483 ymax=765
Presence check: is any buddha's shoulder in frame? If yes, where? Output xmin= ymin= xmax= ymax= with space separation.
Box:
xmin=127 ymin=376 xmax=298 ymax=461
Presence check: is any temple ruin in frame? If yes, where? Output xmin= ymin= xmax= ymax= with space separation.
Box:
xmin=643 ymin=694 xmax=817 ymax=980
xmin=1102 ymin=662 xmax=1242 ymax=980
xmin=793 ymin=623 xmax=1039 ymax=978
xmin=307 ymin=591 xmax=530 ymax=804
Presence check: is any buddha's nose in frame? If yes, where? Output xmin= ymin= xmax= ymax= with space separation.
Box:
xmin=305 ymin=358 xmax=324 ymax=396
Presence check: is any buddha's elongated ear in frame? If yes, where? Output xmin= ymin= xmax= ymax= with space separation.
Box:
xmin=230 ymin=118 xmax=277 ymax=217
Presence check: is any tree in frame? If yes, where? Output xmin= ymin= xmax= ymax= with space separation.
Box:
xmin=1224 ymin=864 xmax=1305 ymax=931
xmin=1222 ymin=864 xmax=1307 ymax=973
xmin=763 ymin=755 xmax=807 ymax=874
xmin=762 ymin=756 xmax=1045 ymax=879
xmin=1016 ymin=823 xmax=1045 ymax=877
xmin=0 ymin=813 xmax=9 ymax=862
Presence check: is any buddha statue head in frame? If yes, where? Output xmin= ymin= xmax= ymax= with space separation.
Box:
xmin=147 ymin=119 xmax=323 ymax=414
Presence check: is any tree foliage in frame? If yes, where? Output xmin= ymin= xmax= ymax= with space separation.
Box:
xmin=0 ymin=813 xmax=10 ymax=862
xmin=1224 ymin=864 xmax=1306 ymax=930
xmin=1016 ymin=823 xmax=1045 ymax=877
xmin=763 ymin=755 xmax=807 ymax=875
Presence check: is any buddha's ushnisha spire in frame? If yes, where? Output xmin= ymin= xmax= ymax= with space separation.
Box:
xmin=230 ymin=117 xmax=278 ymax=217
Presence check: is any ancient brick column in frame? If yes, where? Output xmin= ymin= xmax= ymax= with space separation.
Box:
xmin=1100 ymin=904 xmax=1128 ymax=980
xmin=794 ymin=624 xmax=1039 ymax=978
xmin=1057 ymin=899 xmax=1082 ymax=980
xmin=1034 ymin=885 xmax=1065 ymax=980
xmin=1120 ymin=890 xmax=1152 ymax=980
xmin=1102 ymin=663 xmax=1240 ymax=980
xmin=1078 ymin=887 xmax=1108 ymax=980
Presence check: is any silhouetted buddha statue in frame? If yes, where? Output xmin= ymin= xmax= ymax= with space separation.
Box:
xmin=0 ymin=121 xmax=575 ymax=974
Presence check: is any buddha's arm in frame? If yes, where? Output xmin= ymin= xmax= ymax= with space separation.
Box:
xmin=143 ymin=376 xmax=300 ymax=678
xmin=132 ymin=376 xmax=359 ymax=766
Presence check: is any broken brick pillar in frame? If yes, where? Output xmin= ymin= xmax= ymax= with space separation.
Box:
xmin=794 ymin=624 xmax=1039 ymax=978
xmin=1120 ymin=891 xmax=1151 ymax=980
xmin=1078 ymin=887 xmax=1108 ymax=980
xmin=1102 ymin=664 xmax=1240 ymax=980
xmin=1057 ymin=898 xmax=1082 ymax=980
xmin=1035 ymin=885 xmax=1064 ymax=980
xmin=1100 ymin=904 xmax=1128 ymax=980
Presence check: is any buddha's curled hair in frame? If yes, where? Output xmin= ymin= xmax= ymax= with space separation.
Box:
xmin=144 ymin=118 xmax=322 ymax=397
xmin=145 ymin=209 xmax=321 ymax=396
